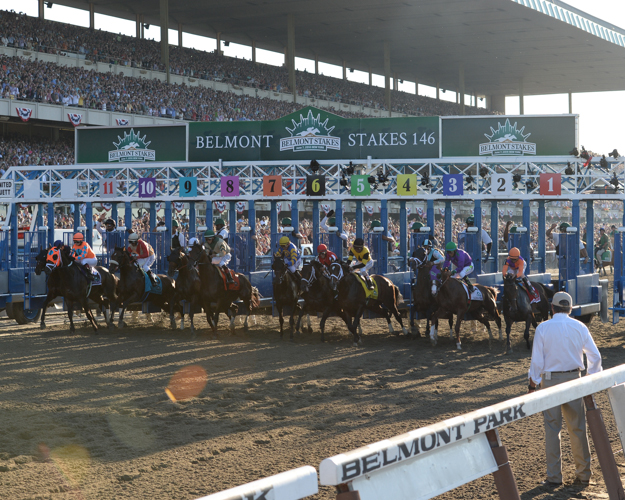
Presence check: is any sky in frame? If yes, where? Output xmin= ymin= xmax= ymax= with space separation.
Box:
xmin=2 ymin=0 xmax=625 ymax=154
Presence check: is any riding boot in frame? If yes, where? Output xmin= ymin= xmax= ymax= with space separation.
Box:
xmin=222 ymin=265 xmax=235 ymax=283
xmin=365 ymin=275 xmax=375 ymax=290
xmin=463 ymin=276 xmax=474 ymax=293
xmin=147 ymin=270 xmax=158 ymax=286
xmin=82 ymin=264 xmax=95 ymax=281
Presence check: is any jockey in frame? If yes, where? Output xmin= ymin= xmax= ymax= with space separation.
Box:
xmin=70 ymin=233 xmax=97 ymax=281
xmin=348 ymin=237 xmax=375 ymax=290
xmin=502 ymin=247 xmax=536 ymax=298
xmin=596 ymin=227 xmax=610 ymax=265
xmin=274 ymin=235 xmax=302 ymax=278
xmin=316 ymin=243 xmax=337 ymax=273
xmin=46 ymin=239 xmax=64 ymax=272
xmin=443 ymin=241 xmax=475 ymax=293
xmin=423 ymin=239 xmax=445 ymax=296
xmin=127 ymin=232 xmax=157 ymax=285
xmin=204 ymin=229 xmax=234 ymax=284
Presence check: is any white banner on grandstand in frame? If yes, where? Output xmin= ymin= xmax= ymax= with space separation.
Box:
xmin=116 ymin=118 xmax=130 ymax=126
xmin=16 ymin=107 xmax=32 ymax=122
xmin=0 ymin=180 xmax=14 ymax=198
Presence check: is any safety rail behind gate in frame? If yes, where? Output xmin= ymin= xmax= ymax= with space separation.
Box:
xmin=0 ymin=231 xmax=9 ymax=308
xmin=22 ymin=230 xmax=48 ymax=310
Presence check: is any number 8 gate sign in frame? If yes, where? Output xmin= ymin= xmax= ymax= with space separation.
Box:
xmin=443 ymin=174 xmax=463 ymax=196
xmin=221 ymin=176 xmax=240 ymax=197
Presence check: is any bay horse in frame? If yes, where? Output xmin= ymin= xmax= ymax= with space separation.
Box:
xmin=328 ymin=261 xmax=407 ymax=346
xmin=430 ymin=268 xmax=502 ymax=350
xmin=188 ymin=242 xmax=259 ymax=337
xmin=35 ymin=245 xmax=118 ymax=333
xmin=297 ymin=260 xmax=353 ymax=342
xmin=109 ymin=246 xmax=178 ymax=329
xmin=272 ymin=257 xmax=302 ymax=341
xmin=167 ymin=247 xmax=203 ymax=335
xmin=501 ymin=273 xmax=554 ymax=353
xmin=408 ymin=248 xmax=453 ymax=338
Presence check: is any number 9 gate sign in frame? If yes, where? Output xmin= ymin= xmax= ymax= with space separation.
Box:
xmin=179 ymin=177 xmax=197 ymax=197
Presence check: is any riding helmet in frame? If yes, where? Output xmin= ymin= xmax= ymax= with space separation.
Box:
xmin=466 ymin=216 xmax=475 ymax=225
xmin=172 ymin=220 xmax=179 ymax=228
xmin=370 ymin=220 xmax=382 ymax=229
xmin=54 ymin=240 xmax=63 ymax=248
xmin=328 ymin=217 xmax=336 ymax=226
xmin=73 ymin=233 xmax=84 ymax=242
xmin=279 ymin=236 xmax=290 ymax=245
xmin=353 ymin=237 xmax=364 ymax=247
xmin=281 ymin=218 xmax=292 ymax=226
xmin=445 ymin=241 xmax=457 ymax=252
xmin=129 ymin=233 xmax=139 ymax=242
xmin=559 ymin=222 xmax=570 ymax=231
xmin=508 ymin=247 xmax=521 ymax=259
xmin=411 ymin=222 xmax=423 ymax=231
xmin=104 ymin=218 xmax=115 ymax=227
xmin=317 ymin=244 xmax=328 ymax=253
xmin=423 ymin=239 xmax=432 ymax=247
xmin=204 ymin=229 xmax=215 ymax=238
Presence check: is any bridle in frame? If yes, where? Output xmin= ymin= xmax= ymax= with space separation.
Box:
xmin=301 ymin=264 xmax=317 ymax=288
xmin=329 ymin=262 xmax=344 ymax=285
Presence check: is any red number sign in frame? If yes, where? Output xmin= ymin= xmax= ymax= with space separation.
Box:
xmin=540 ymin=173 xmax=561 ymax=196
xmin=263 ymin=175 xmax=282 ymax=196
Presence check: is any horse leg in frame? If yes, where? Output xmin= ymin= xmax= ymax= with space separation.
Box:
xmin=295 ymin=304 xmax=306 ymax=336
xmin=390 ymin=301 xmax=408 ymax=336
xmin=67 ymin=300 xmax=76 ymax=333
xmin=306 ymin=314 xmax=312 ymax=335
xmin=524 ymin=317 xmax=532 ymax=350
xmin=169 ymin=298 xmax=177 ymax=330
xmin=319 ymin=308 xmax=332 ymax=342
xmin=449 ymin=316 xmax=454 ymax=340
xmin=429 ymin=312 xmax=439 ymax=346
xmin=39 ymin=292 xmax=57 ymax=329
xmin=82 ymin=299 xmax=98 ymax=333
xmin=505 ymin=318 xmax=513 ymax=354
xmin=289 ymin=303 xmax=300 ymax=341
xmin=228 ymin=304 xmax=236 ymax=335
xmin=454 ymin=311 xmax=466 ymax=349
xmin=278 ymin=304 xmax=285 ymax=340
xmin=353 ymin=304 xmax=366 ymax=346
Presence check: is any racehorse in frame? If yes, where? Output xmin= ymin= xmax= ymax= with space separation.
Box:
xmin=188 ymin=242 xmax=260 ymax=336
xmin=501 ymin=273 xmax=554 ymax=353
xmin=167 ymin=247 xmax=203 ymax=335
xmin=272 ymin=258 xmax=302 ymax=341
xmin=297 ymin=260 xmax=353 ymax=342
xmin=35 ymin=245 xmax=118 ymax=333
xmin=109 ymin=246 xmax=178 ymax=329
xmin=328 ymin=261 xmax=407 ymax=346
xmin=430 ymin=268 xmax=502 ymax=350
xmin=408 ymin=248 xmax=453 ymax=338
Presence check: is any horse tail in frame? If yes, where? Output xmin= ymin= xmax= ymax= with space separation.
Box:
xmin=395 ymin=285 xmax=404 ymax=306
xmin=484 ymin=285 xmax=499 ymax=299
xmin=251 ymin=286 xmax=260 ymax=309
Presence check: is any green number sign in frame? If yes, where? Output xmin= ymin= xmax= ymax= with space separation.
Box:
xmin=350 ymin=175 xmax=371 ymax=196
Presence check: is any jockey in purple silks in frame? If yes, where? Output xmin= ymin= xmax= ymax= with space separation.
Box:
xmin=443 ymin=241 xmax=475 ymax=293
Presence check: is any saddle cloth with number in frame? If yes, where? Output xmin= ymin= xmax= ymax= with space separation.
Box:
xmin=354 ymin=274 xmax=379 ymax=300
xmin=218 ymin=267 xmax=241 ymax=291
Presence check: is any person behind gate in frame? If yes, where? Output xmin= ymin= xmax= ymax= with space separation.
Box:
xmin=70 ymin=233 xmax=96 ymax=280
xmin=204 ymin=229 xmax=234 ymax=284
xmin=502 ymin=247 xmax=538 ymax=302
xmin=171 ymin=220 xmax=185 ymax=250
xmin=348 ymin=237 xmax=375 ymax=290
xmin=127 ymin=232 xmax=157 ymax=285
xmin=528 ymin=291 xmax=602 ymax=488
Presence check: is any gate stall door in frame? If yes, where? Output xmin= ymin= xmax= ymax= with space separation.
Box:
xmin=141 ymin=231 xmax=168 ymax=275
xmin=101 ymin=231 xmax=128 ymax=267
xmin=0 ymin=230 xmax=8 ymax=297
xmin=22 ymin=230 xmax=48 ymax=308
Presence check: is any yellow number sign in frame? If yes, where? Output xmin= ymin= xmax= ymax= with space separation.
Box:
xmin=397 ymin=174 xmax=417 ymax=196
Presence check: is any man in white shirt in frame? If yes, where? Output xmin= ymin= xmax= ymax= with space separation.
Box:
xmin=547 ymin=222 xmax=589 ymax=264
xmin=528 ymin=291 xmax=602 ymax=488
xmin=458 ymin=216 xmax=492 ymax=261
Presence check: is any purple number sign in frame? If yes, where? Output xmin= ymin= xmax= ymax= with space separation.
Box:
xmin=138 ymin=178 xmax=156 ymax=198
xmin=221 ymin=176 xmax=240 ymax=197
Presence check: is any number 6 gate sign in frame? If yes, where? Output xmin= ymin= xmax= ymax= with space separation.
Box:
xmin=138 ymin=178 xmax=157 ymax=198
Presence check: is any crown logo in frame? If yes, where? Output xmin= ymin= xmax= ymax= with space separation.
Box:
xmin=109 ymin=128 xmax=155 ymax=162
xmin=480 ymin=119 xmax=536 ymax=156
xmin=280 ymin=109 xmax=340 ymax=153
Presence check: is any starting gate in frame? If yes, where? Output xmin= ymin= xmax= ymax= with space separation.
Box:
xmin=22 ymin=230 xmax=48 ymax=311
xmin=0 ymin=231 xmax=9 ymax=308
xmin=100 ymin=231 xmax=128 ymax=267
xmin=141 ymin=231 xmax=169 ymax=275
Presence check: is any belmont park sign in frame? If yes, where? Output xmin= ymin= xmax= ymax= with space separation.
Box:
xmin=74 ymin=109 xmax=577 ymax=164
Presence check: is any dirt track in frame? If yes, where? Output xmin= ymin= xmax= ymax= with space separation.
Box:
xmin=1 ymin=307 xmax=625 ymax=500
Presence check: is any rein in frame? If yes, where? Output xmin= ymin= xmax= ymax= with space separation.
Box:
xmin=301 ymin=265 xmax=316 ymax=287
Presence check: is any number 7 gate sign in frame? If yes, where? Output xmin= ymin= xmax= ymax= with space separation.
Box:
xmin=540 ymin=173 xmax=561 ymax=196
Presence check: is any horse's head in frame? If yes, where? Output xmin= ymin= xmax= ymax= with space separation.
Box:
xmin=272 ymin=257 xmax=286 ymax=277
xmin=328 ymin=261 xmax=344 ymax=291
xmin=167 ymin=247 xmax=186 ymax=277
xmin=503 ymin=273 xmax=519 ymax=295
xmin=410 ymin=247 xmax=428 ymax=270
xmin=300 ymin=263 xmax=316 ymax=292
xmin=34 ymin=245 xmax=50 ymax=276
xmin=109 ymin=246 xmax=128 ymax=273
xmin=188 ymin=241 xmax=204 ymax=264
xmin=440 ymin=267 xmax=452 ymax=283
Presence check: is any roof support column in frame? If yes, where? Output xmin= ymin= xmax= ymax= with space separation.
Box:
xmin=136 ymin=14 xmax=141 ymax=39
xmin=160 ymin=0 xmax=170 ymax=84
xmin=178 ymin=23 xmax=182 ymax=47
xmin=369 ymin=67 xmax=372 ymax=86
xmin=141 ymin=15 xmax=145 ymax=38
xmin=519 ymin=79 xmax=524 ymax=115
xmin=216 ymin=32 xmax=221 ymax=54
xmin=489 ymin=95 xmax=505 ymax=113
xmin=89 ymin=3 xmax=95 ymax=29
xmin=384 ymin=41 xmax=391 ymax=116
xmin=38 ymin=0 xmax=44 ymax=20
xmin=287 ymin=13 xmax=296 ymax=103
xmin=568 ymin=92 xmax=573 ymax=114
xmin=415 ymin=77 xmax=418 ymax=96
xmin=459 ymin=64 xmax=465 ymax=115
xmin=342 ymin=60 xmax=346 ymax=80
xmin=436 ymin=82 xmax=439 ymax=100
xmin=315 ymin=54 xmax=318 ymax=75
xmin=252 ymin=40 xmax=256 ymax=63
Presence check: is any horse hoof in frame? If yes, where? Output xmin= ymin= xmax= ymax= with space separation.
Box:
xmin=456 ymin=343 xmax=462 ymax=350
xmin=39 ymin=323 xmax=46 ymax=330
xmin=353 ymin=342 xmax=358 ymax=347
xmin=430 ymin=339 xmax=437 ymax=346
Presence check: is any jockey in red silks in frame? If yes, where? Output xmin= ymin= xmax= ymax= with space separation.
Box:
xmin=502 ymin=247 xmax=539 ymax=303
xmin=316 ymin=244 xmax=338 ymax=272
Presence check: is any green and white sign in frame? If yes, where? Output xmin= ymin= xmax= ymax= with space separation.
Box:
xmin=75 ymin=124 xmax=187 ymax=164
xmin=441 ymin=115 xmax=577 ymax=157
xmin=189 ymin=107 xmax=440 ymax=161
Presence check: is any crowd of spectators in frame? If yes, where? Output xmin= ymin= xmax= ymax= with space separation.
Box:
xmin=0 ymin=9 xmax=494 ymax=118
xmin=0 ymin=134 xmax=73 ymax=169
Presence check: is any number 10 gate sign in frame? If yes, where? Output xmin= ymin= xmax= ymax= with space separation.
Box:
xmin=138 ymin=178 xmax=156 ymax=198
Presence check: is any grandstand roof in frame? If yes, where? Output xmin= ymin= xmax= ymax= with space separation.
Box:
xmin=52 ymin=0 xmax=625 ymax=97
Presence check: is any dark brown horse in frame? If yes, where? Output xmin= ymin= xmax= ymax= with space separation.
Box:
xmin=272 ymin=257 xmax=302 ymax=341
xmin=297 ymin=260 xmax=353 ymax=342
xmin=167 ymin=247 xmax=203 ymax=335
xmin=502 ymin=274 xmax=554 ymax=353
xmin=328 ymin=262 xmax=407 ymax=346
xmin=430 ymin=268 xmax=502 ymax=350
xmin=35 ymin=245 xmax=118 ymax=333
xmin=109 ymin=246 xmax=178 ymax=329
xmin=188 ymin=242 xmax=260 ymax=337
xmin=408 ymin=248 xmax=453 ymax=338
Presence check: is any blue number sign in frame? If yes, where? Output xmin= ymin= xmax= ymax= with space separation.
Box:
xmin=443 ymin=174 xmax=463 ymax=196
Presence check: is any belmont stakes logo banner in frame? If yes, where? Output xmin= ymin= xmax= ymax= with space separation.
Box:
xmin=74 ymin=124 xmax=188 ymax=164
xmin=440 ymin=115 xmax=577 ymax=157
xmin=189 ymin=106 xmax=440 ymax=162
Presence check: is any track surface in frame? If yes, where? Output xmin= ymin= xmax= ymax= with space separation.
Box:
xmin=1 ymin=305 xmax=625 ymax=500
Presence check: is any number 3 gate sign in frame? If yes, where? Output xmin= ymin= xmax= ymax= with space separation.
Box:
xmin=443 ymin=174 xmax=463 ymax=196
xmin=138 ymin=177 xmax=156 ymax=198
xmin=306 ymin=175 xmax=325 ymax=196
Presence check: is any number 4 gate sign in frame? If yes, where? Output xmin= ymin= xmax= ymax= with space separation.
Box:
xmin=396 ymin=174 xmax=417 ymax=196
xmin=138 ymin=177 xmax=156 ymax=198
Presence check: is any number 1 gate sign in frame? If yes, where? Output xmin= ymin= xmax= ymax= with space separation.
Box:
xmin=540 ymin=173 xmax=561 ymax=196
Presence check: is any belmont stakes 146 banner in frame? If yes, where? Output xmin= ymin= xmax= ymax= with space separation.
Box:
xmin=441 ymin=115 xmax=577 ymax=157
xmin=189 ymin=106 xmax=440 ymax=162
